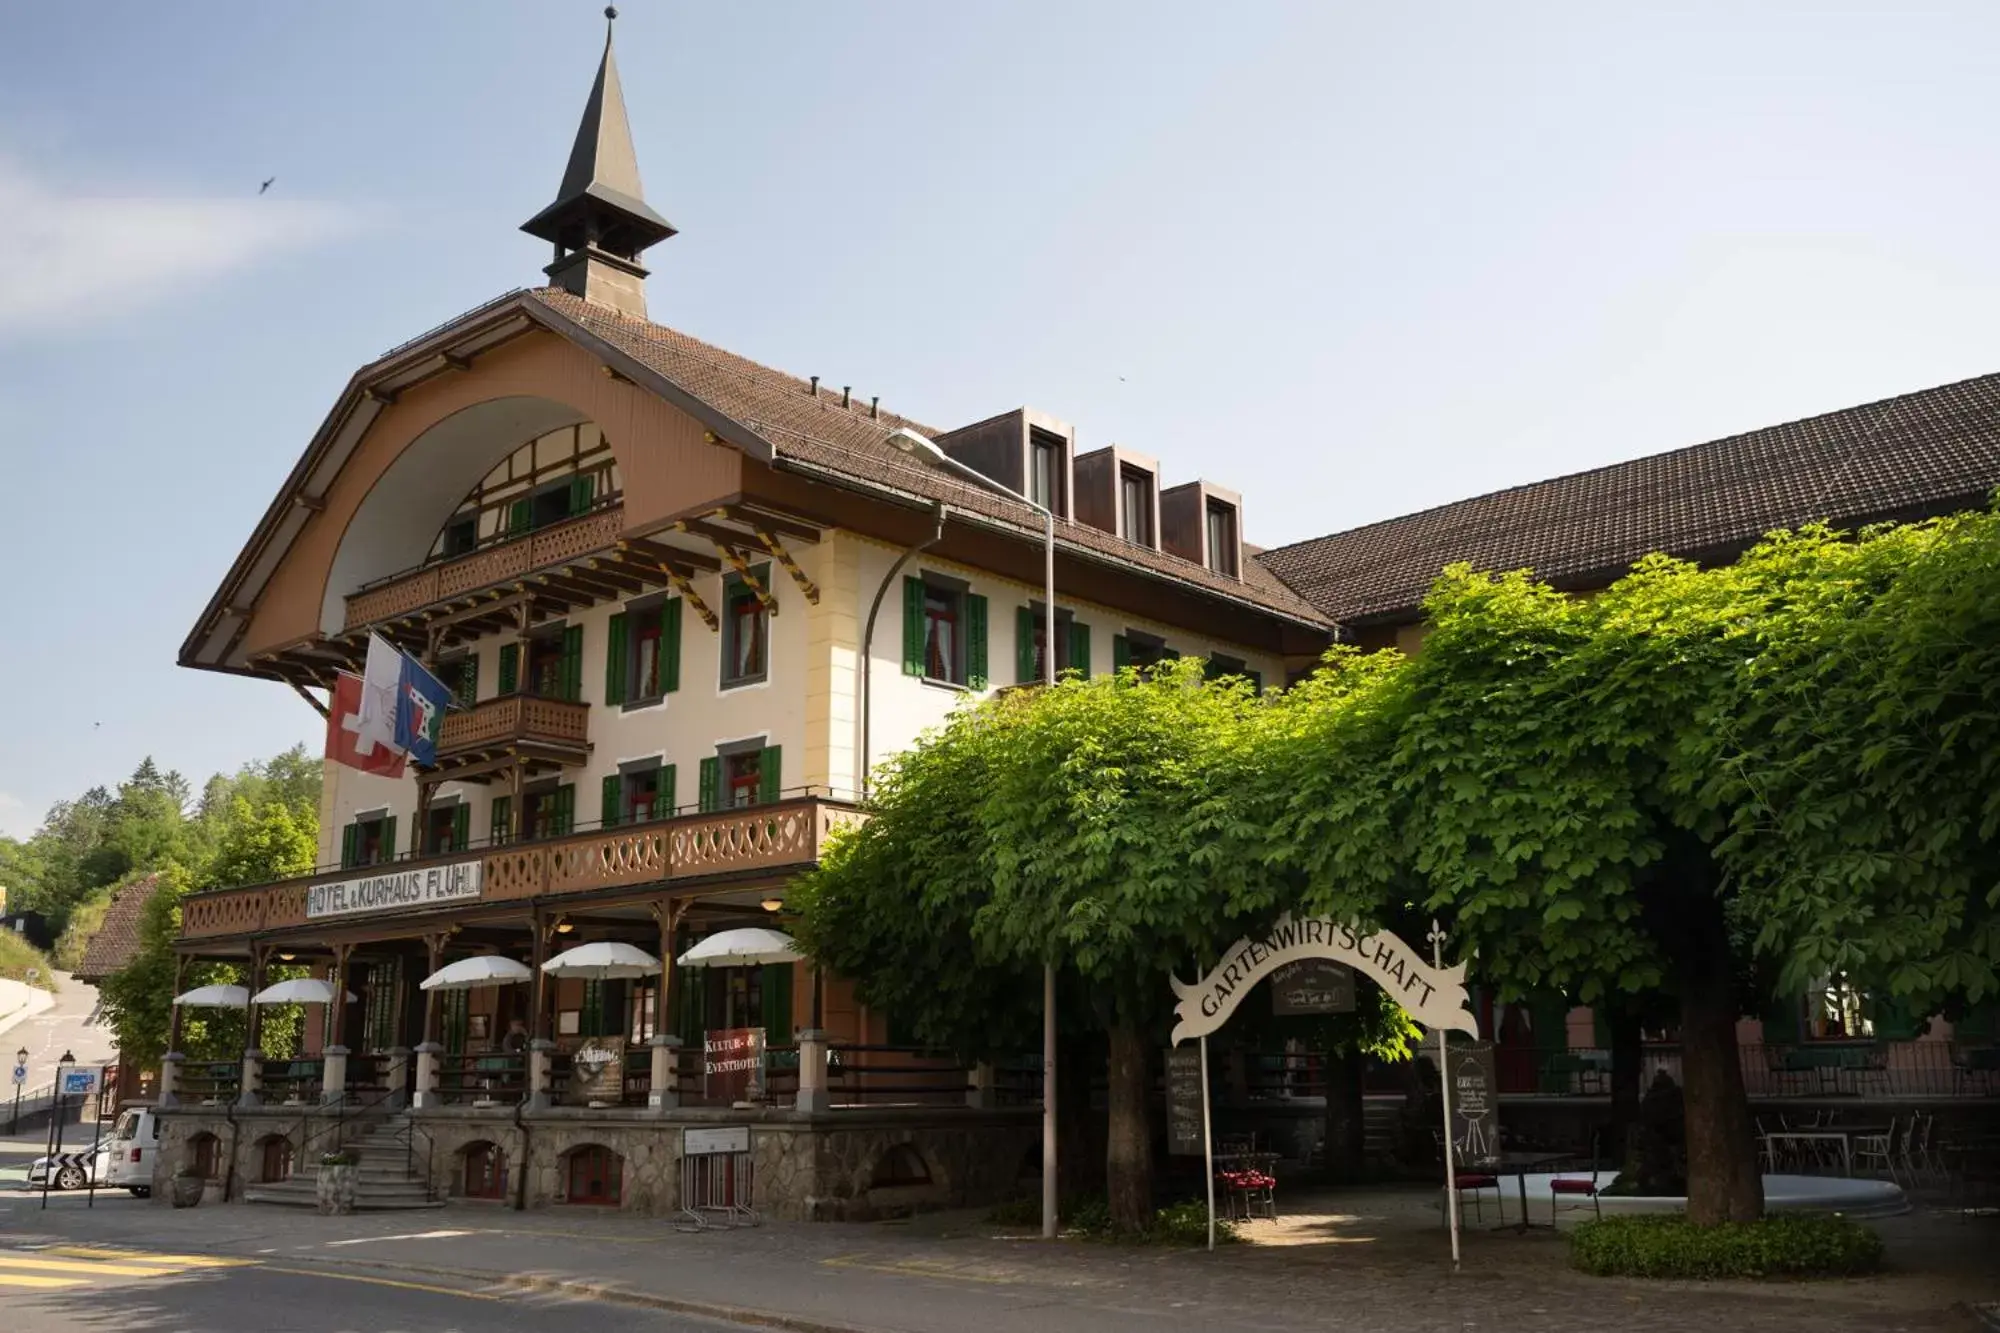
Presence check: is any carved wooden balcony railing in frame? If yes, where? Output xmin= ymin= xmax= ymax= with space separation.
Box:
xmin=176 ymin=795 xmax=864 ymax=942
xmin=437 ymin=694 xmax=590 ymax=760
xmin=344 ymin=504 xmax=625 ymax=630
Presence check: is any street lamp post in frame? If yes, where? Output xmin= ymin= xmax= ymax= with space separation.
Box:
xmin=886 ymin=428 xmax=1059 ymax=1240
xmin=41 ymin=1049 xmax=74 ymax=1211
xmin=9 ymin=1045 xmax=24 ymax=1133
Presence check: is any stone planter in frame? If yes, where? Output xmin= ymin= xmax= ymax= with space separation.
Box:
xmin=317 ymin=1162 xmax=358 ymax=1215
xmin=170 ymin=1174 xmax=204 ymax=1209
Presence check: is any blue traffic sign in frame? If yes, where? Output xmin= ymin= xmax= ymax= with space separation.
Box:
xmin=9 ymin=1064 xmax=24 ymax=1085
xmin=59 ymin=1070 xmax=96 ymax=1097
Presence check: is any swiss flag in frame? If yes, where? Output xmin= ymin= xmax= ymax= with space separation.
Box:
xmin=327 ymin=671 xmax=407 ymax=778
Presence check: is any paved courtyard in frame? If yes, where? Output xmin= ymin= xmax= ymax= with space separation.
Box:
xmin=2 ymin=1183 xmax=1994 ymax=1332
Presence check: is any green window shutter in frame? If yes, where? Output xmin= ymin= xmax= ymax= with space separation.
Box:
xmin=490 ymin=796 xmax=512 ymax=846
xmin=601 ymin=773 xmax=624 ymax=829
xmin=498 ymin=643 xmax=519 ymax=694
xmin=508 ymin=497 xmax=533 ymax=536
xmin=382 ymin=815 xmax=398 ymax=864
xmin=1068 ymin=621 xmax=1090 ymax=677
xmin=561 ymin=624 xmax=584 ymax=702
xmin=605 ymin=613 xmax=628 ymax=705
xmin=762 ymin=963 xmax=795 ymax=1050
xmin=659 ymin=764 xmax=677 ymax=817
xmin=1202 ymin=656 xmax=1224 ymax=683
xmin=581 ymin=979 xmax=604 ymax=1037
xmin=661 ymin=597 xmax=683 ymax=694
xmin=902 ymin=575 xmax=926 ymax=676
xmin=340 ymin=823 xmax=359 ymax=870
xmin=1761 ymin=993 xmax=1804 ymax=1044
xmin=569 ymin=473 xmax=593 ymax=517
xmin=452 ymin=803 xmax=470 ymax=851
xmin=1112 ymin=634 xmax=1130 ymax=672
xmin=698 ymin=758 xmax=721 ymax=813
xmin=965 ymin=594 xmax=989 ymax=689
xmin=759 ymin=746 xmax=783 ymax=805
xmin=1015 ymin=607 xmax=1036 ymax=684
xmin=554 ymin=784 xmax=575 ymax=836
xmin=457 ymin=655 xmax=478 ymax=707
xmin=676 ymin=954 xmax=706 ymax=1047
xmin=1869 ymin=995 xmax=1927 ymax=1042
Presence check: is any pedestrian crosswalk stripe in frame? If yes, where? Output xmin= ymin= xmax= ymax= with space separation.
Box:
xmin=39 ymin=1246 xmax=254 ymax=1269
xmin=0 ymin=1256 xmax=182 ymax=1278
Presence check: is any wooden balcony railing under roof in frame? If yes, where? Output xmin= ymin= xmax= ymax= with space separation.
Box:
xmin=430 ymin=693 xmax=591 ymax=780
xmin=177 ymin=794 xmax=864 ymax=943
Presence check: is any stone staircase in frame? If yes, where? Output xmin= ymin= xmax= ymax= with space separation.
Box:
xmin=243 ymin=1113 xmax=443 ymax=1210
xmin=1363 ymin=1096 xmax=1402 ymax=1164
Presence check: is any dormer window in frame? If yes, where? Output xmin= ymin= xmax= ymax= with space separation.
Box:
xmin=1205 ymin=500 xmax=1239 ymax=576
xmin=1119 ymin=467 xmax=1154 ymax=546
xmin=1028 ymin=429 xmax=1066 ymax=516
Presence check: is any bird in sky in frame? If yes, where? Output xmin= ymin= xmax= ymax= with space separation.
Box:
xmin=259 ymin=177 xmax=275 ymax=195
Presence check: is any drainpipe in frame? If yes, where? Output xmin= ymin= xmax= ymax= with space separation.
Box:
xmin=222 ymin=1099 xmax=240 ymax=1204
xmin=858 ymin=504 xmax=947 ymax=798
xmin=511 ymin=1099 xmax=530 ymax=1212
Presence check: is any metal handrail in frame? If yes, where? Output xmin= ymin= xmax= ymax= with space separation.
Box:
xmin=296 ymin=1086 xmax=398 ymax=1166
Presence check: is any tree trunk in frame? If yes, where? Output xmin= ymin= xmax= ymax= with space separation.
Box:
xmin=1676 ymin=900 xmax=1764 ymax=1225
xmin=1105 ymin=1019 xmax=1154 ymax=1232
xmin=1607 ymin=1003 xmax=1643 ymax=1174
xmin=1322 ymin=1050 xmax=1367 ymax=1181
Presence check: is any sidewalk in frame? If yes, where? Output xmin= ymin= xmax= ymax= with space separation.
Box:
xmin=0 ymin=1186 xmax=1990 ymax=1332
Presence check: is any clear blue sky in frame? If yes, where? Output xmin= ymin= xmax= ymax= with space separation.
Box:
xmin=3 ymin=1 xmax=1999 ymax=838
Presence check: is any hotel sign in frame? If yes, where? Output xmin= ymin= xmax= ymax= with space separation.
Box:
xmin=305 ymin=860 xmax=483 ymax=921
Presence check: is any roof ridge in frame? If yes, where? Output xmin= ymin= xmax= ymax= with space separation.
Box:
xmin=1256 ymin=367 xmax=2000 ymax=561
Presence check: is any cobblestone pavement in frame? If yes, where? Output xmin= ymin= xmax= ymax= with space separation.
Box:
xmin=1 ymin=1184 xmax=1992 ymax=1332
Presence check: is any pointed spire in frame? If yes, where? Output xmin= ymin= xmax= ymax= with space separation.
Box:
xmin=522 ymin=6 xmax=674 ymax=317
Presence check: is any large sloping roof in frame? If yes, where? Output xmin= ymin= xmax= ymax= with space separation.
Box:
xmin=527 ymin=289 xmax=1329 ymax=626
xmin=73 ymin=875 xmax=161 ymax=984
xmin=1256 ymin=372 xmax=2000 ymax=626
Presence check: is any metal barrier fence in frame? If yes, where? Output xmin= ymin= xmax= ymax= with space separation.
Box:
xmin=1490 ymin=1041 xmax=2000 ymax=1098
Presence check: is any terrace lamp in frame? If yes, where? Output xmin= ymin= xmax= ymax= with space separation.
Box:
xmin=884 ymin=427 xmax=1059 ymax=1241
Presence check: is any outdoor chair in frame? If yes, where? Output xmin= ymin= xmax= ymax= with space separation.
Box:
xmin=1853 ymin=1116 xmax=1900 ymax=1184
xmin=1906 ymin=1114 xmax=1944 ymax=1187
xmin=1548 ymin=1131 xmax=1605 ymax=1226
xmin=1434 ymin=1131 xmax=1502 ymax=1226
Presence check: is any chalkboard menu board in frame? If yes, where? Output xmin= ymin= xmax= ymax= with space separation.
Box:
xmin=1447 ymin=1042 xmax=1499 ymax=1170
xmin=1166 ymin=1046 xmax=1205 ymax=1156
xmin=1271 ymin=958 xmax=1356 ymax=1015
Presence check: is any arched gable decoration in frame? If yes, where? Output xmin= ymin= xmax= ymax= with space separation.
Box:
xmin=1170 ymin=913 xmax=1477 ymax=1044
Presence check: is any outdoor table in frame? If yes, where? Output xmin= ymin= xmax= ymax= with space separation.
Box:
xmin=1495 ymin=1151 xmax=1571 ymax=1230
xmin=1760 ymin=1130 xmax=1851 ymax=1175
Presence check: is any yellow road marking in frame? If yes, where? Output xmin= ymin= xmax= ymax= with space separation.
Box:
xmin=0 ymin=1274 xmax=88 ymax=1289
xmin=260 ymin=1265 xmax=503 ymax=1301
xmin=39 ymin=1246 xmax=253 ymax=1269
xmin=0 ymin=1256 xmax=181 ymax=1277
xmin=821 ymin=1253 xmax=1022 ymax=1285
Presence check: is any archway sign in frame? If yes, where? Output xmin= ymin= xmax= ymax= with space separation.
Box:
xmin=1169 ymin=915 xmax=1476 ymax=1264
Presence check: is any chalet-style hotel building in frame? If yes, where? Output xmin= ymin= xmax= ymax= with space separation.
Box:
xmin=161 ymin=18 xmax=2000 ymax=1216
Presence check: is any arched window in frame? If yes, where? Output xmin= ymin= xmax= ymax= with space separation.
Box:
xmin=870 ymin=1144 xmax=931 ymax=1188
xmin=563 ymin=1144 xmax=622 ymax=1205
xmin=256 ymin=1135 xmax=293 ymax=1183
xmin=463 ymin=1142 xmax=507 ymax=1200
xmin=188 ymin=1132 xmax=221 ymax=1180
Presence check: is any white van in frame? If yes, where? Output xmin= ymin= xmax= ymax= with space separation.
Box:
xmin=99 ymin=1107 xmax=161 ymax=1196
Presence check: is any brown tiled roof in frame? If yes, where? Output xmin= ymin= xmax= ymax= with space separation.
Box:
xmin=528 ymin=289 xmax=1330 ymax=628
xmin=74 ymin=875 xmax=161 ymax=983
xmin=1256 ymin=373 xmax=2000 ymax=626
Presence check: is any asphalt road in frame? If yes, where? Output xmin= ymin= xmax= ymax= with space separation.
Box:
xmin=0 ymin=1242 xmax=732 ymax=1333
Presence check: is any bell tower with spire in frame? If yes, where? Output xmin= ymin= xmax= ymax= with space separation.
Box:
xmin=521 ymin=6 xmax=675 ymax=318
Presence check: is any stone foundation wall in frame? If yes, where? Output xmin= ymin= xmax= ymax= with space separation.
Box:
xmin=151 ymin=1105 xmax=1038 ymax=1222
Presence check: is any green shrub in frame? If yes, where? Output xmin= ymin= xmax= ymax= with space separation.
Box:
xmin=1569 ymin=1213 xmax=1883 ymax=1280
xmin=0 ymin=932 xmax=57 ymax=992
xmin=1145 ymin=1199 xmax=1239 ymax=1246
xmin=985 ymin=1193 xmax=1238 ymax=1245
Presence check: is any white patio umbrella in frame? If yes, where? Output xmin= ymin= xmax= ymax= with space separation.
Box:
xmin=540 ymin=941 xmax=661 ymax=980
xmin=676 ymin=927 xmax=804 ymax=969
xmin=172 ymin=983 xmax=249 ymax=1008
xmin=250 ymin=978 xmax=357 ymax=1005
xmin=420 ymin=955 xmax=534 ymax=991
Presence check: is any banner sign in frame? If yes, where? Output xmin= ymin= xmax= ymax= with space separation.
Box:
xmin=1447 ymin=1042 xmax=1500 ymax=1170
xmin=568 ymin=1036 xmax=626 ymax=1105
xmin=1271 ymin=958 xmax=1356 ymax=1016
xmin=1165 ymin=1047 xmax=1205 ymax=1156
xmin=1171 ymin=914 xmax=1477 ymax=1045
xmin=703 ymin=1028 xmax=767 ymax=1104
xmin=684 ymin=1125 xmax=751 ymax=1157
xmin=306 ymin=860 xmax=482 ymax=920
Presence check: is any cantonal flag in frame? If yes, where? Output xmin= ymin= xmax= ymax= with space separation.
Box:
xmin=326 ymin=671 xmax=407 ymax=778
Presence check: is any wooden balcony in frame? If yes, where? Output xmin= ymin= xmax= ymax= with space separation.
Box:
xmin=437 ymin=694 xmax=590 ymax=764
xmin=177 ymin=795 xmax=866 ymax=943
xmin=343 ymin=504 xmax=626 ymax=631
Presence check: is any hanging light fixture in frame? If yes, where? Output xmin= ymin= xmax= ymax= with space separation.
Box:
xmin=759 ymin=897 xmax=784 ymax=913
